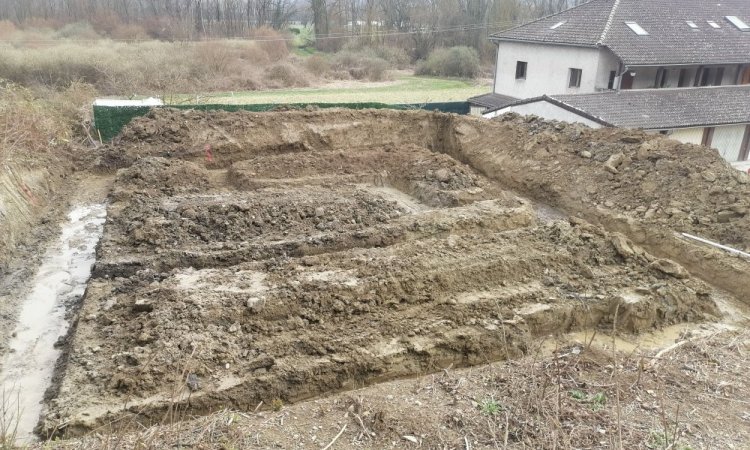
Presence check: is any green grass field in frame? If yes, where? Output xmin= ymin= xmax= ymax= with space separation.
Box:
xmin=172 ymin=75 xmax=491 ymax=105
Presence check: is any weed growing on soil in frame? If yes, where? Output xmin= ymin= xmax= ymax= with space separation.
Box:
xmin=569 ymin=389 xmax=586 ymax=401
xmin=591 ymin=392 xmax=607 ymax=411
xmin=0 ymin=387 xmax=20 ymax=450
xmin=478 ymin=398 xmax=502 ymax=416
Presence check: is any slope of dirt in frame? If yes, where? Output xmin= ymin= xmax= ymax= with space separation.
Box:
xmin=450 ymin=114 xmax=750 ymax=305
xmin=453 ymin=114 xmax=750 ymax=249
xmin=39 ymin=108 xmax=747 ymax=439
xmin=35 ymin=327 xmax=750 ymax=450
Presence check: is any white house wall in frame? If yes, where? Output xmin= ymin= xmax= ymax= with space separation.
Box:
xmin=484 ymin=101 xmax=604 ymax=128
xmin=469 ymin=106 xmax=486 ymax=116
xmin=670 ymin=127 xmax=704 ymax=145
xmin=494 ymin=42 xmax=603 ymax=98
xmin=712 ymin=125 xmax=747 ymax=162
xmin=595 ymin=49 xmax=620 ymax=90
xmin=669 ymin=125 xmax=747 ymax=163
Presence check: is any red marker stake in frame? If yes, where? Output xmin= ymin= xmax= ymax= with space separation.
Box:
xmin=204 ymin=144 xmax=214 ymax=163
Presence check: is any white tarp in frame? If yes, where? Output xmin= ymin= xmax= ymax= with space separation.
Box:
xmin=93 ymin=97 xmax=163 ymax=107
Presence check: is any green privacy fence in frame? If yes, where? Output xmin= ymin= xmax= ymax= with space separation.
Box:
xmin=93 ymin=101 xmax=470 ymax=141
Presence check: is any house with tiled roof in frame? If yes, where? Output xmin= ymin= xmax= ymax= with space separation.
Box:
xmin=470 ymin=0 xmax=750 ymax=167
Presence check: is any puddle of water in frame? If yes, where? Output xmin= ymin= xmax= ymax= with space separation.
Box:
xmin=0 ymin=204 xmax=106 ymax=443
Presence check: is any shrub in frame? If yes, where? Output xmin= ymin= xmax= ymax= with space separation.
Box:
xmin=0 ymin=81 xmax=95 ymax=158
xmin=266 ymin=63 xmax=309 ymax=88
xmin=109 ymin=23 xmax=149 ymax=40
xmin=416 ymin=46 xmax=481 ymax=78
xmin=0 ymin=38 xmax=315 ymax=95
xmin=373 ymin=46 xmax=410 ymax=69
xmin=330 ymin=50 xmax=390 ymax=81
xmin=0 ymin=21 xmax=17 ymax=39
xmin=54 ymin=22 xmax=100 ymax=40
xmin=342 ymin=42 xmax=411 ymax=69
xmin=193 ymin=41 xmax=236 ymax=74
xmin=250 ymin=27 xmax=289 ymax=62
xmin=240 ymin=42 xmax=271 ymax=66
xmin=304 ymin=54 xmax=330 ymax=76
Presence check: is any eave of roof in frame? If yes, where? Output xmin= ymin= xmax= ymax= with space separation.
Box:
xmin=467 ymin=92 xmax=518 ymax=109
xmin=486 ymin=95 xmax=613 ymax=127
xmin=491 ymin=86 xmax=750 ymax=130
xmin=487 ymin=36 xmax=600 ymax=49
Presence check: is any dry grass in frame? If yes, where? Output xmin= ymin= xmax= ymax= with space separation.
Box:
xmin=0 ymin=81 xmax=96 ymax=164
xmin=0 ymin=22 xmax=416 ymax=97
xmin=0 ymin=39 xmax=409 ymax=97
xmin=0 ymin=40 xmax=292 ymax=96
xmin=0 ymin=25 xmax=307 ymax=97
xmin=0 ymin=387 xmax=20 ymax=450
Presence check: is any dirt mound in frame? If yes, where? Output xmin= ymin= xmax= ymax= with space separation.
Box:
xmin=113 ymin=157 xmax=211 ymax=197
xmin=456 ymin=114 xmax=750 ymax=248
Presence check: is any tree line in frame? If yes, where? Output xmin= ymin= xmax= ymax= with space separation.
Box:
xmin=0 ymin=0 xmax=584 ymax=52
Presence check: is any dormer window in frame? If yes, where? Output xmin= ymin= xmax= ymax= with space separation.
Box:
xmin=550 ymin=21 xmax=566 ymax=29
xmin=686 ymin=21 xmax=698 ymax=29
xmin=707 ymin=20 xmax=721 ymax=28
xmin=625 ymin=21 xmax=649 ymax=35
xmin=726 ymin=16 xmax=750 ymax=31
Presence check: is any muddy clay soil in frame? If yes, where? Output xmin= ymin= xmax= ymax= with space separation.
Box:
xmin=34 ymin=108 xmax=750 ymax=440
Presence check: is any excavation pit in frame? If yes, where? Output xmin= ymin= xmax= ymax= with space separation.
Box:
xmin=44 ymin=109 xmax=733 ymax=435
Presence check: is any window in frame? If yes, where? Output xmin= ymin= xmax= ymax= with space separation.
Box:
xmin=714 ymin=67 xmax=725 ymax=86
xmin=655 ymin=67 xmax=668 ymax=88
xmin=550 ymin=21 xmax=566 ymax=29
xmin=686 ymin=20 xmax=698 ymax=29
xmin=678 ymin=68 xmax=689 ymax=87
xmin=726 ymin=16 xmax=750 ymax=31
xmin=707 ymin=20 xmax=721 ymax=28
xmin=625 ymin=21 xmax=649 ymax=35
xmin=740 ymin=65 xmax=750 ymax=85
xmin=695 ymin=67 xmax=710 ymax=86
xmin=515 ymin=61 xmax=527 ymax=80
xmin=607 ymin=70 xmax=616 ymax=89
xmin=568 ymin=68 xmax=582 ymax=88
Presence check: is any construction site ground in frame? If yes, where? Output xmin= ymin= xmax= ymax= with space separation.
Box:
xmin=1 ymin=108 xmax=749 ymax=449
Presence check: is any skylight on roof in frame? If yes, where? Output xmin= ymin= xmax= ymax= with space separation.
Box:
xmin=726 ymin=15 xmax=750 ymax=31
xmin=707 ymin=20 xmax=721 ymax=28
xmin=550 ymin=21 xmax=566 ymax=29
xmin=625 ymin=21 xmax=649 ymax=35
xmin=686 ymin=21 xmax=698 ymax=28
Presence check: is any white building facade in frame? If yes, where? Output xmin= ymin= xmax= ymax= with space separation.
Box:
xmin=470 ymin=0 xmax=750 ymax=167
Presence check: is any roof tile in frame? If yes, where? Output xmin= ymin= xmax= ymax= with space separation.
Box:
xmin=492 ymin=0 xmax=750 ymax=65
xmin=547 ymin=85 xmax=750 ymax=129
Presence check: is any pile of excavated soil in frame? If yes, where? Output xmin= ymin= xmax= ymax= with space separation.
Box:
xmin=456 ymin=114 xmax=750 ymax=249
xmin=42 ymin=108 xmax=750 ymax=436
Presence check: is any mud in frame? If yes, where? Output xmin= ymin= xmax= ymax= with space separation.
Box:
xmin=36 ymin=108 xmax=749 ymax=436
xmin=0 ymin=204 xmax=106 ymax=442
